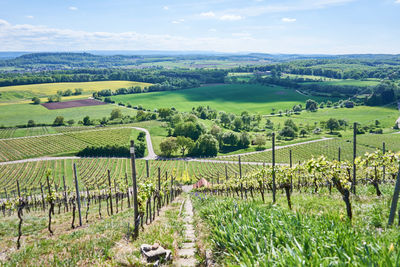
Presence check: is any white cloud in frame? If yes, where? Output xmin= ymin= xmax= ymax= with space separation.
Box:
xmin=219 ymin=14 xmax=243 ymax=21
xmin=232 ymin=32 xmax=251 ymax=37
xmin=200 ymin=11 xmax=216 ymax=17
xmin=282 ymin=17 xmax=296 ymax=23
xmin=222 ymin=0 xmax=355 ymax=17
xmin=163 ymin=6 xmax=169 ymax=10
xmin=395 ymin=0 xmax=400 ymax=4
xmin=0 ymin=18 xmax=398 ymax=54
xmin=26 ymin=15 xmax=34 ymax=19
xmin=209 ymin=28 xmax=217 ymax=32
xmin=171 ymin=19 xmax=185 ymax=24
xmin=68 ymin=6 xmax=78 ymax=11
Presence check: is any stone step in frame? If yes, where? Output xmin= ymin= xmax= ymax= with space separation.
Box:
xmin=175 ymin=257 xmax=197 ymax=267
xmin=182 ymin=242 xmax=195 ymax=249
xmin=178 ymin=248 xmax=196 ymax=258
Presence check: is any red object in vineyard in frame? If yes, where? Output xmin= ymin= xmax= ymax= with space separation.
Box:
xmin=193 ymin=178 xmax=210 ymax=189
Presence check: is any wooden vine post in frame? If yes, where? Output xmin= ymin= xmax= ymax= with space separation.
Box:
xmin=62 ymin=175 xmax=68 ymax=212
xmin=352 ymin=122 xmax=357 ymax=194
xmin=107 ymin=170 xmax=113 ymax=215
xmin=130 ymin=140 xmax=139 ymax=238
xmin=388 ymin=164 xmax=400 ymax=226
xmin=125 ymin=173 xmax=131 ymax=208
xmin=16 ymin=180 xmax=24 ymax=249
xmin=146 ymin=160 xmax=149 ymax=178
xmin=289 ymin=149 xmax=293 ymax=192
xmin=239 ymin=155 xmax=243 ymax=199
xmin=73 ymin=163 xmax=82 ymax=227
xmin=382 ymin=142 xmax=386 ymax=183
xmin=272 ymin=132 xmax=276 ymax=203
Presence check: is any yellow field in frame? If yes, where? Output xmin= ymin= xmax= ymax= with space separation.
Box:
xmin=0 ymin=80 xmax=152 ymax=96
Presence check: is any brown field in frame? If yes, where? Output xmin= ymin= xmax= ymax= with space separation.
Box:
xmin=41 ymin=99 xmax=108 ymax=110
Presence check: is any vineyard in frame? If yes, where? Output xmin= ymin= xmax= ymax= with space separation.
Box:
xmin=0 ymin=158 xmax=262 ymax=193
xmin=0 ymin=128 xmax=138 ymax=162
xmin=191 ymin=150 xmax=400 ymax=265
xmin=218 ymin=133 xmax=400 ymax=164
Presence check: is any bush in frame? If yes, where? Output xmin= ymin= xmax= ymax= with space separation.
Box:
xmin=77 ymin=143 xmax=145 ymax=158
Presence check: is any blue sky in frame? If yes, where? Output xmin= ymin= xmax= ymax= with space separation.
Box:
xmin=0 ymin=0 xmax=399 ymax=53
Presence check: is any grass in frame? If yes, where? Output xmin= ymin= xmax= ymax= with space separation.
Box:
xmin=192 ymin=189 xmax=400 ymax=266
xmin=0 ymin=102 xmax=137 ymax=127
xmin=267 ymin=105 xmax=399 ymax=129
xmin=110 ymin=84 xmax=333 ymax=115
xmin=0 ymin=81 xmax=151 ymax=102
xmin=303 ymin=79 xmax=381 ymax=87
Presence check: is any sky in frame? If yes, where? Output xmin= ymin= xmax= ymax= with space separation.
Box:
xmin=0 ymin=0 xmax=399 ymax=54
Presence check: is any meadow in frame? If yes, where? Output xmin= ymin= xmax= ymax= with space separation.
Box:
xmin=268 ymin=105 xmax=399 ymax=129
xmin=111 ymin=84 xmax=332 ymax=114
xmin=0 ymin=80 xmax=151 ymax=102
xmin=0 ymin=102 xmax=137 ymax=127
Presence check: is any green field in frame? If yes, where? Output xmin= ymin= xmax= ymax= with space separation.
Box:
xmin=268 ymin=105 xmax=399 ymax=129
xmin=0 ymin=80 xmax=151 ymax=102
xmin=0 ymin=102 xmax=137 ymax=127
xmin=111 ymin=84 xmax=332 ymax=114
xmin=304 ymin=79 xmax=380 ymax=87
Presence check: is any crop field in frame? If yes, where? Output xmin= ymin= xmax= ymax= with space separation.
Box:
xmin=41 ymin=99 xmax=108 ymax=110
xmin=0 ymin=158 xmax=260 ymax=193
xmin=0 ymin=128 xmax=139 ymax=162
xmin=0 ymin=102 xmax=137 ymax=127
xmin=0 ymin=80 xmax=151 ymax=100
xmin=111 ymin=84 xmax=332 ymax=114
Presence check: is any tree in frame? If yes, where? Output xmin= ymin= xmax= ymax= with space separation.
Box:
xmin=210 ymin=124 xmax=221 ymax=137
xmin=53 ymin=116 xmax=65 ymax=126
xmin=83 ymin=116 xmax=92 ymax=126
xmin=32 ymin=97 xmax=41 ymax=105
xmin=300 ymin=128 xmax=307 ymax=137
xmin=176 ymin=136 xmax=195 ymax=156
xmin=279 ymin=126 xmax=296 ymax=139
xmin=110 ymin=109 xmax=122 ymax=120
xmin=233 ymin=117 xmax=243 ymax=131
xmin=326 ymin=118 xmax=340 ymax=133
xmin=27 ymin=120 xmax=35 ymax=127
xmin=67 ymin=119 xmax=75 ymax=126
xmin=160 ymin=137 xmax=178 ymax=157
xmin=253 ymin=135 xmax=266 ymax=148
xmin=137 ymin=132 xmax=146 ymax=142
xmin=306 ymin=99 xmax=318 ymax=112
xmin=191 ymin=134 xmax=219 ymax=157
xmin=284 ymin=119 xmax=298 ymax=132
xmin=222 ymin=131 xmax=238 ymax=146
xmin=238 ymin=132 xmax=251 ymax=148
xmin=158 ymin=108 xmax=173 ymax=120
xmin=174 ymin=121 xmax=205 ymax=140
xmin=293 ymin=105 xmax=302 ymax=114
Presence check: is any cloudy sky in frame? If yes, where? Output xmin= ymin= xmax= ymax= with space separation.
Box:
xmin=0 ymin=0 xmax=399 ymax=54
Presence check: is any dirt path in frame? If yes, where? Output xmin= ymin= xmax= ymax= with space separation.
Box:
xmin=176 ymin=187 xmax=197 ymax=266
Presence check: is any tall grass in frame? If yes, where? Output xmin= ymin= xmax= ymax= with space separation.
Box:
xmin=194 ymin=196 xmax=400 ymax=266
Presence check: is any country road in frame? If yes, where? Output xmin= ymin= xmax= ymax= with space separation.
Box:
xmin=132 ymin=127 xmax=157 ymax=160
